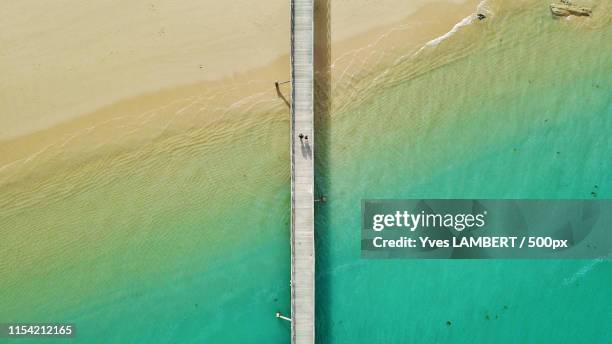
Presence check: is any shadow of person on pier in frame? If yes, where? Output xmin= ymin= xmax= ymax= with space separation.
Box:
xmin=300 ymin=136 xmax=313 ymax=159
xmin=313 ymin=0 xmax=332 ymax=341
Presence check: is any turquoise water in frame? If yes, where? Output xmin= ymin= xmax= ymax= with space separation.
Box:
xmin=1 ymin=105 xmax=293 ymax=343
xmin=315 ymin=1 xmax=612 ymax=342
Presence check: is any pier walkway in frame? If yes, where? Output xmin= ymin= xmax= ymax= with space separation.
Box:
xmin=289 ymin=0 xmax=315 ymax=342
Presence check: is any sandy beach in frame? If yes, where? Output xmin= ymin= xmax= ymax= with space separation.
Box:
xmin=0 ymin=0 xmax=480 ymax=171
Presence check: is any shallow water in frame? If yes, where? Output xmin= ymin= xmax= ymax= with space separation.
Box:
xmin=0 ymin=82 xmax=293 ymax=343
xmin=316 ymin=0 xmax=612 ymax=342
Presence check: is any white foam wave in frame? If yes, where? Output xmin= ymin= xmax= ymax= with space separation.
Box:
xmin=425 ymin=15 xmax=475 ymax=47
xmin=415 ymin=0 xmax=493 ymax=54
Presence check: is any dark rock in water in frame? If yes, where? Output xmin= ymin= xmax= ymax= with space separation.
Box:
xmin=550 ymin=2 xmax=592 ymax=17
xmin=446 ymin=320 xmax=452 ymax=326
xmin=477 ymin=13 xmax=487 ymax=20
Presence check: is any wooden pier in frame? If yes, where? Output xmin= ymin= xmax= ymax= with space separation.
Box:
xmin=289 ymin=0 xmax=315 ymax=342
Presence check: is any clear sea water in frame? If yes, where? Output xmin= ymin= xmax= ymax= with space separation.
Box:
xmin=315 ymin=1 xmax=612 ymax=342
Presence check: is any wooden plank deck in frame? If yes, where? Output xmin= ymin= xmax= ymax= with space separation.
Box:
xmin=290 ymin=0 xmax=314 ymax=342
